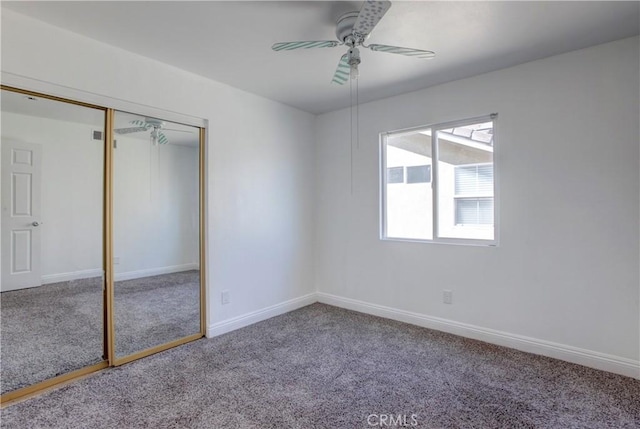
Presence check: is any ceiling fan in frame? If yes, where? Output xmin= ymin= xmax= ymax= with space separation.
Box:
xmin=114 ymin=118 xmax=192 ymax=145
xmin=272 ymin=0 xmax=435 ymax=85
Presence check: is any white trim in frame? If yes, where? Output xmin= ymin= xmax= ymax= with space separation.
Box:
xmin=206 ymin=293 xmax=317 ymax=338
xmin=41 ymin=269 xmax=103 ymax=285
xmin=381 ymin=236 xmax=499 ymax=247
xmin=316 ymin=292 xmax=640 ymax=380
xmin=114 ymin=263 xmax=199 ymax=282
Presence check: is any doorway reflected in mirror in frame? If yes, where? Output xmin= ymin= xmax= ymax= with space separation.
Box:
xmin=0 ymin=89 xmax=106 ymax=394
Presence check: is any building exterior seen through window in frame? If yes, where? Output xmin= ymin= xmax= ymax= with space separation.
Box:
xmin=382 ymin=116 xmax=496 ymax=244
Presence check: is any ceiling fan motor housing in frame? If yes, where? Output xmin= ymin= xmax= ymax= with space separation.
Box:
xmin=336 ymin=11 xmax=361 ymax=43
xmin=145 ymin=118 xmax=165 ymax=129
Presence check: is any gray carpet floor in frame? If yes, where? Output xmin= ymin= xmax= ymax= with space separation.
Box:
xmin=2 ymin=303 xmax=638 ymax=428
xmin=0 ymin=271 xmax=200 ymax=394
xmin=0 ymin=277 xmax=104 ymax=395
xmin=115 ymin=270 xmax=200 ymax=357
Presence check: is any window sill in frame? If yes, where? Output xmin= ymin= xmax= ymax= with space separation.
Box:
xmin=380 ymin=236 xmax=498 ymax=247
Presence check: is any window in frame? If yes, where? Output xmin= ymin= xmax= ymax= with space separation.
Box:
xmin=454 ymin=164 xmax=494 ymax=225
xmin=381 ymin=115 xmax=497 ymax=244
xmin=455 ymin=198 xmax=493 ymax=225
xmin=387 ymin=167 xmax=404 ymax=184
xmin=406 ymin=165 xmax=431 ymax=183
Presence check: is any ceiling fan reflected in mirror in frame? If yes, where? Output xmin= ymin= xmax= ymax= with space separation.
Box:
xmin=114 ymin=118 xmax=193 ymax=145
xmin=271 ymin=0 xmax=435 ymax=85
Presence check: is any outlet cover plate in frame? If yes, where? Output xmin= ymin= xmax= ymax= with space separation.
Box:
xmin=221 ymin=290 xmax=230 ymax=305
xmin=443 ymin=290 xmax=453 ymax=305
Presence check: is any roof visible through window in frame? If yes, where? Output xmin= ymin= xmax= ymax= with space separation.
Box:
xmin=440 ymin=121 xmax=493 ymax=146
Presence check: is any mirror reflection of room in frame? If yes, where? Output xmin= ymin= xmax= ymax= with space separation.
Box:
xmin=0 ymin=89 xmax=105 ymax=395
xmin=112 ymin=111 xmax=200 ymax=358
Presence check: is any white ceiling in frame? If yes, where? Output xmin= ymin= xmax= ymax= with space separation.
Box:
xmin=3 ymin=1 xmax=639 ymax=114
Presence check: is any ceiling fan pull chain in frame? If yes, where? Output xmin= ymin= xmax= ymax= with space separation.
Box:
xmin=149 ymin=138 xmax=153 ymax=201
xmin=356 ymin=77 xmax=360 ymax=149
xmin=350 ymin=76 xmax=354 ymax=195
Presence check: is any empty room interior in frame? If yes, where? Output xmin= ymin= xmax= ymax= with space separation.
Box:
xmin=0 ymin=1 xmax=638 ymax=428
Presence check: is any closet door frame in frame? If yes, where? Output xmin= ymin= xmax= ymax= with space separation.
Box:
xmin=0 ymin=85 xmax=110 ymax=405
xmin=108 ymin=110 xmax=206 ymax=366
xmin=0 ymin=85 xmax=207 ymax=405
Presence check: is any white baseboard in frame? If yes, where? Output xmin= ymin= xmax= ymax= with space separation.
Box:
xmin=115 ymin=263 xmax=199 ymax=281
xmin=206 ymin=293 xmax=317 ymax=338
xmin=38 ymin=263 xmax=199 ymax=285
xmin=41 ymin=269 xmax=103 ymax=285
xmin=317 ymin=292 xmax=640 ymax=380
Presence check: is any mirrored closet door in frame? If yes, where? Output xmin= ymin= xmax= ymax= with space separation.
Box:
xmin=112 ymin=110 xmax=202 ymax=360
xmin=1 ymin=87 xmax=205 ymax=402
xmin=1 ymin=88 xmax=107 ymax=396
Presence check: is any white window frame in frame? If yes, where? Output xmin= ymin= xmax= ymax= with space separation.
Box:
xmin=380 ymin=114 xmax=499 ymax=246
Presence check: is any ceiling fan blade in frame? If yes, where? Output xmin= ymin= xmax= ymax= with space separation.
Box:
xmin=368 ymin=44 xmax=435 ymax=59
xmin=157 ymin=131 xmax=169 ymax=145
xmin=272 ymin=40 xmax=340 ymax=51
xmin=353 ymin=0 xmax=391 ymax=36
xmin=114 ymin=126 xmax=149 ymax=135
xmin=331 ymin=54 xmax=350 ymax=85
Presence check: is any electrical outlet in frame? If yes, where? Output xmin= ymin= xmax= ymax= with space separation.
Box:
xmin=221 ymin=290 xmax=230 ymax=305
xmin=443 ymin=290 xmax=453 ymax=305
xmin=113 ymin=257 xmax=120 ymax=265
